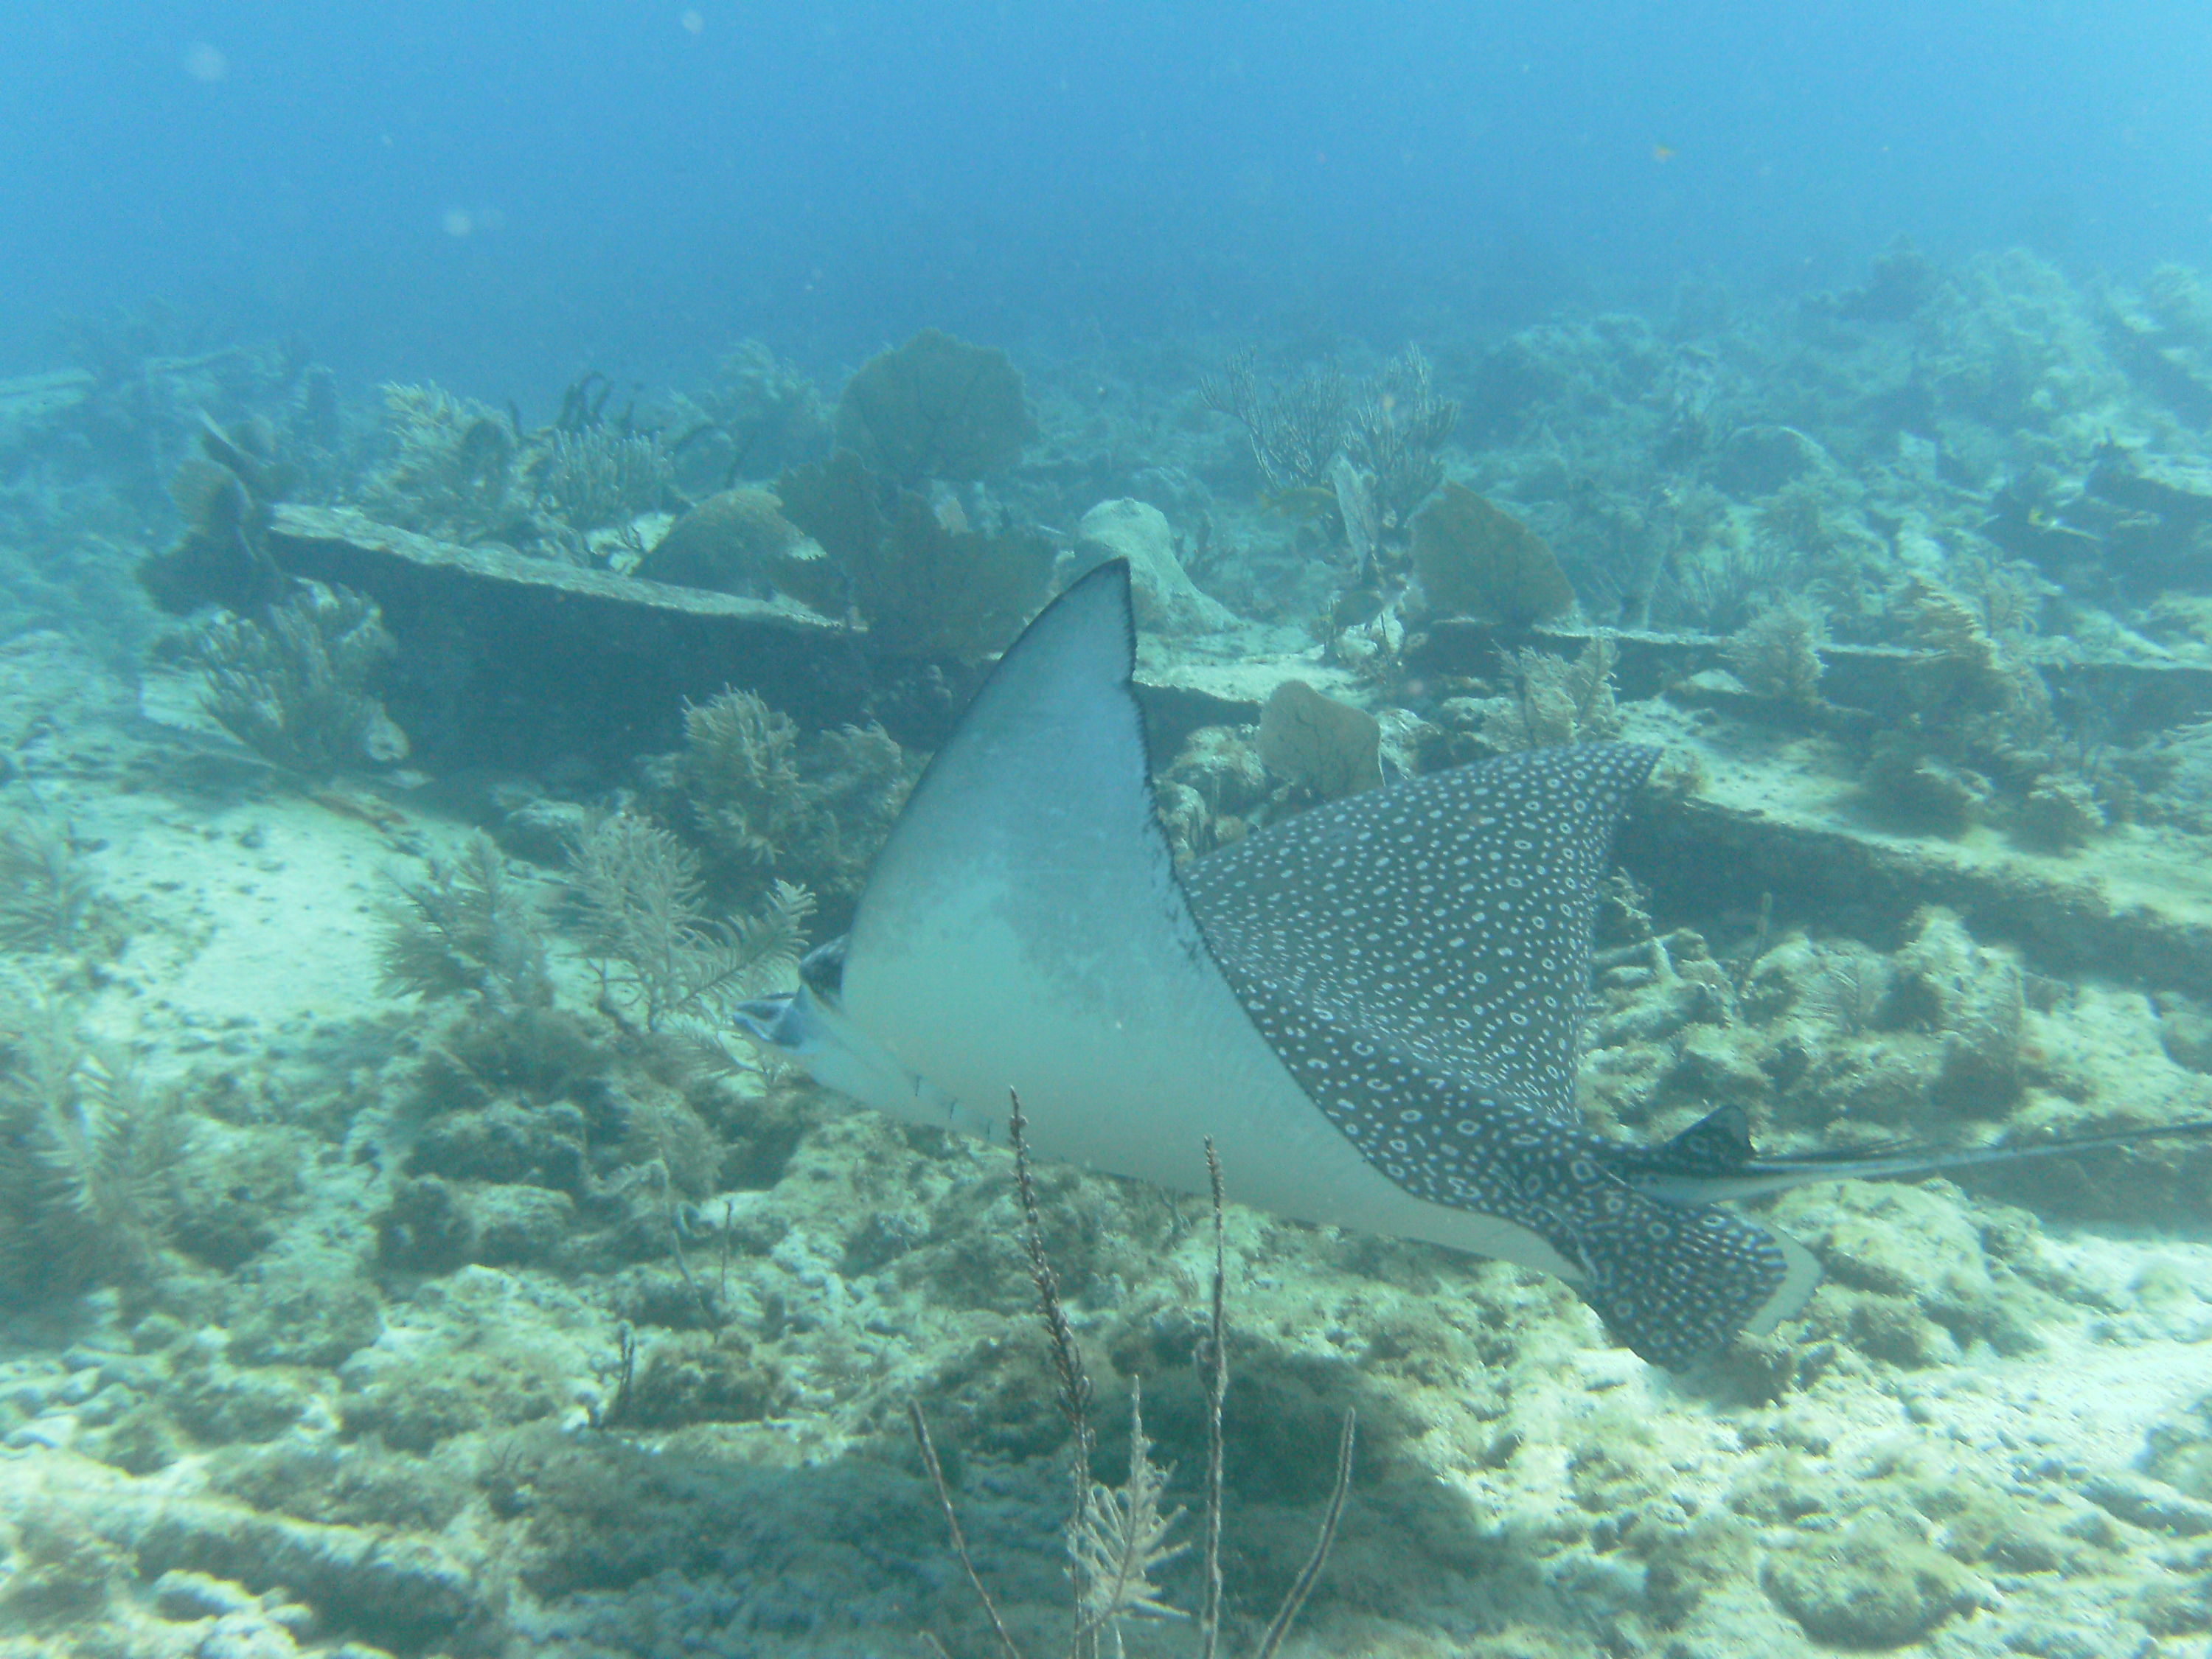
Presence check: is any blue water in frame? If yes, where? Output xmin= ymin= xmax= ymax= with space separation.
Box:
xmin=5 ymin=1 xmax=2209 ymax=390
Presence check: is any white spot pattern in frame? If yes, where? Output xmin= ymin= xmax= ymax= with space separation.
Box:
xmin=1180 ymin=742 xmax=1790 ymax=1369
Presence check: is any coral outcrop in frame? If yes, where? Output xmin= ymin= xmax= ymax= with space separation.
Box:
xmin=634 ymin=486 xmax=841 ymax=609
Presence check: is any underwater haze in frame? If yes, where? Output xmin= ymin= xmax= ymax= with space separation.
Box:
xmin=10 ymin=3 xmax=2212 ymax=1658
xmin=6 ymin=1 xmax=2212 ymax=384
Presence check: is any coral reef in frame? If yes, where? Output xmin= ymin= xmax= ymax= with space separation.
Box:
xmin=18 ymin=240 xmax=2212 ymax=1659
xmin=683 ymin=339 xmax=834 ymax=485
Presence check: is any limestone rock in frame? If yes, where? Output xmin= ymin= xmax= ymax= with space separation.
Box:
xmin=1893 ymin=909 xmax=2025 ymax=1114
xmin=1071 ymin=499 xmax=1239 ymax=636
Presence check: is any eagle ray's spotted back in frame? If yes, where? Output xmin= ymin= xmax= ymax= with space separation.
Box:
xmin=1183 ymin=743 xmax=1657 ymax=1121
xmin=1183 ymin=743 xmax=1806 ymax=1369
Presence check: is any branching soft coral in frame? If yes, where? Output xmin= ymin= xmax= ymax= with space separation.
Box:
xmin=363 ymin=382 xmax=526 ymax=544
xmin=1071 ymin=1385 xmax=1192 ymax=1640
xmin=1481 ymin=640 xmax=1621 ymax=751
xmin=378 ymin=834 xmax=552 ymax=1015
xmin=0 ymin=984 xmax=179 ymax=1301
xmin=678 ymin=687 xmax=913 ymax=916
xmin=0 ymin=813 xmax=105 ymax=954
xmin=194 ymin=580 xmax=408 ymax=775
xmin=568 ymin=809 xmax=813 ymax=1038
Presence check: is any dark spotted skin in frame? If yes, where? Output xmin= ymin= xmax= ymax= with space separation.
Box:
xmin=1182 ymin=743 xmax=1792 ymax=1369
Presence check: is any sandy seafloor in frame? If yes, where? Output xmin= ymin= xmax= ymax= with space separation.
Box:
xmin=2 ymin=251 xmax=2212 ymax=1658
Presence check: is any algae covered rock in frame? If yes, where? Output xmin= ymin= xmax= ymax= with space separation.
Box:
xmin=1256 ymin=679 xmax=1383 ymax=799
xmin=1776 ymin=1180 xmax=2047 ymax=1364
xmin=1410 ymin=482 xmax=1574 ymax=627
xmin=1068 ymin=498 xmax=1239 ymax=635
xmin=636 ymin=487 xmax=842 ymax=611
xmin=619 ymin=1331 xmax=780 ymax=1428
xmin=1891 ymin=908 xmax=2025 ymax=1114
xmin=832 ymin=327 xmax=1037 ymax=482
xmin=1761 ymin=1509 xmax=1979 ymax=1646
xmin=339 ymin=1341 xmax=568 ymax=1452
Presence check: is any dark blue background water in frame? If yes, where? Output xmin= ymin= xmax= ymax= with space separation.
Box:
xmin=4 ymin=1 xmax=2208 ymax=393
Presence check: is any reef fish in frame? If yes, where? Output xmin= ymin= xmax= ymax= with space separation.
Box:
xmin=738 ymin=560 xmax=2210 ymax=1368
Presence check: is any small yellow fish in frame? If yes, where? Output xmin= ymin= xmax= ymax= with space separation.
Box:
xmin=1259 ymin=485 xmax=1338 ymax=521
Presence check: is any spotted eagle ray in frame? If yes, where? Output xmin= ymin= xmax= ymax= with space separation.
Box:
xmin=739 ymin=560 xmax=2212 ymax=1368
